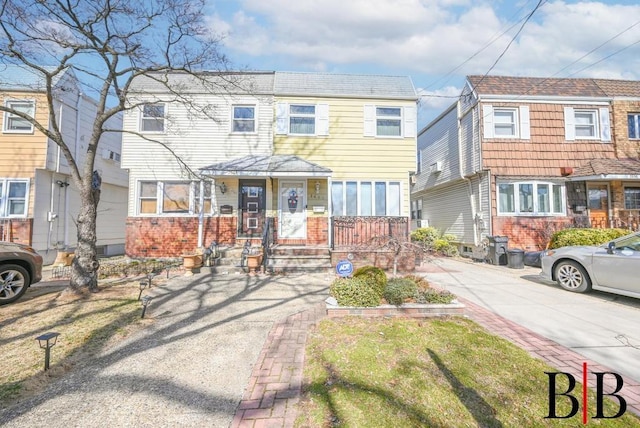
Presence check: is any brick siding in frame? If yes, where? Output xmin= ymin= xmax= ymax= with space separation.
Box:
xmin=0 ymin=218 xmax=33 ymax=245
xmin=610 ymin=100 xmax=640 ymax=159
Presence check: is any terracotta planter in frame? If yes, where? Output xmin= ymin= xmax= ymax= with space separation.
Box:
xmin=182 ymin=254 xmax=203 ymax=276
xmin=246 ymin=254 xmax=262 ymax=272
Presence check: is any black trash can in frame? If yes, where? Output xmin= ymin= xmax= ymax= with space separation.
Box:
xmin=507 ymin=249 xmax=525 ymax=269
xmin=486 ymin=236 xmax=508 ymax=265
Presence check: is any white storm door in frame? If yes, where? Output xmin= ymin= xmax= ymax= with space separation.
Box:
xmin=279 ymin=181 xmax=306 ymax=239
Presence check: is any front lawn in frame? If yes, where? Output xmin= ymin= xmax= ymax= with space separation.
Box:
xmin=297 ymin=317 xmax=639 ymax=427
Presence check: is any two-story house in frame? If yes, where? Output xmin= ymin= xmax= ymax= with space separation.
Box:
xmin=412 ymin=75 xmax=640 ymax=255
xmin=0 ymin=65 xmax=128 ymax=263
xmin=123 ymin=71 xmax=417 ymax=257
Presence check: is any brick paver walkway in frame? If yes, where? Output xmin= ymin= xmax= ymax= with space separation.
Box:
xmin=232 ymin=297 xmax=640 ymax=427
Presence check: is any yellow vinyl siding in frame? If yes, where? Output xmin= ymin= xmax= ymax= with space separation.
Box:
xmin=274 ymin=97 xmax=416 ymax=216
xmin=0 ymin=92 xmax=49 ymax=176
xmin=274 ymin=97 xmax=415 ymax=180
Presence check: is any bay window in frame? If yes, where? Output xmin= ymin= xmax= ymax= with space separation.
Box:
xmin=331 ymin=180 xmax=402 ymax=216
xmin=498 ymin=181 xmax=565 ymax=215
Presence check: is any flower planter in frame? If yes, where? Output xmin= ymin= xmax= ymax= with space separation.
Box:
xmin=246 ymin=254 xmax=263 ymax=274
xmin=325 ymin=298 xmax=465 ymax=319
xmin=182 ymin=254 xmax=203 ymax=276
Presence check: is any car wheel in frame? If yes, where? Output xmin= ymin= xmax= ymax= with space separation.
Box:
xmin=554 ymin=260 xmax=591 ymax=293
xmin=0 ymin=264 xmax=31 ymax=305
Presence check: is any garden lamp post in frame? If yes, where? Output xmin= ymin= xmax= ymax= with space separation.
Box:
xmin=141 ymin=296 xmax=153 ymax=318
xmin=35 ymin=332 xmax=60 ymax=371
xmin=138 ymin=280 xmax=148 ymax=301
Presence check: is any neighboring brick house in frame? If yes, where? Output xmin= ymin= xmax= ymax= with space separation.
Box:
xmin=0 ymin=65 xmax=127 ymax=263
xmin=411 ymin=75 xmax=640 ymax=254
xmin=122 ymin=71 xmax=417 ymax=257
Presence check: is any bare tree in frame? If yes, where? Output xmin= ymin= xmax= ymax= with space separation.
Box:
xmin=0 ymin=0 xmax=230 ymax=292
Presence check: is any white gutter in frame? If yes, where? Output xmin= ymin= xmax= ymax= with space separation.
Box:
xmin=457 ymin=101 xmax=479 ymax=246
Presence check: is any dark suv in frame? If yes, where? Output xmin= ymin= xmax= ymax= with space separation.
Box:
xmin=0 ymin=241 xmax=43 ymax=305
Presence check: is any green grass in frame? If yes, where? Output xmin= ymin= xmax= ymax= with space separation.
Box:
xmin=297 ymin=317 xmax=640 ymax=427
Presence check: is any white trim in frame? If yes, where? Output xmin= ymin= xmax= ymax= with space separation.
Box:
xmin=0 ymin=178 xmax=30 ymax=217
xmin=231 ymin=104 xmax=257 ymax=134
xmin=139 ymin=103 xmax=166 ymax=133
xmin=519 ymin=106 xmax=530 ymax=140
xmin=3 ymin=99 xmax=36 ymax=134
xmin=480 ymin=96 xmax=610 ymax=105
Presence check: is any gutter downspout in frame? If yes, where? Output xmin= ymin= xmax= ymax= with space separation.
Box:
xmin=67 ymin=92 xmax=83 ymax=250
xmin=458 ymin=101 xmax=479 ymax=246
xmin=47 ymin=103 xmax=64 ymax=253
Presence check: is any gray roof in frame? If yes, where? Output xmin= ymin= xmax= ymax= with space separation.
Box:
xmin=201 ymin=155 xmax=332 ymax=177
xmin=274 ymin=71 xmax=417 ymax=99
xmin=129 ymin=70 xmax=416 ymax=100
xmin=129 ymin=71 xmax=275 ymax=95
xmin=0 ymin=64 xmax=72 ymax=91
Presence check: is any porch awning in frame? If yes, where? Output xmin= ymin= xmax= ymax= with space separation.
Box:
xmin=200 ymin=154 xmax=332 ymax=177
xmin=566 ymin=159 xmax=640 ymax=181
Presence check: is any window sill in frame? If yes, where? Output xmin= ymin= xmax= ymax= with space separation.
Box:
xmin=3 ymin=130 xmax=34 ymax=134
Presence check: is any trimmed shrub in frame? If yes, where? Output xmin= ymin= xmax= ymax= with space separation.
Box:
xmin=330 ymin=277 xmax=381 ymax=307
xmin=548 ymin=228 xmax=629 ymax=249
xmin=410 ymin=227 xmax=439 ymax=248
xmin=415 ymin=289 xmax=456 ymax=304
xmin=433 ymin=238 xmax=459 ymax=257
xmin=383 ymin=277 xmax=418 ymax=306
xmin=352 ymin=265 xmax=387 ymax=297
xmin=402 ymin=274 xmax=430 ymax=290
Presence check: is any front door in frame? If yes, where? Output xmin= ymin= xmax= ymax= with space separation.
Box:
xmin=239 ymin=180 xmax=266 ymax=237
xmin=587 ymin=183 xmax=610 ymax=228
xmin=279 ymin=181 xmax=306 ymax=239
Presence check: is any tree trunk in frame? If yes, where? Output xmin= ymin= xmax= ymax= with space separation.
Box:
xmin=69 ymin=181 xmax=101 ymax=292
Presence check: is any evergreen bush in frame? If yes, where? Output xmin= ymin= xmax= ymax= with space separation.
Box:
xmin=383 ymin=277 xmax=418 ymax=306
xmin=329 ymin=277 xmax=381 ymax=307
xmin=548 ymin=228 xmax=629 ymax=249
xmin=352 ymin=265 xmax=387 ymax=297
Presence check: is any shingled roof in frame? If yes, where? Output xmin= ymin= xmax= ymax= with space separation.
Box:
xmin=570 ymin=159 xmax=640 ymax=178
xmin=467 ymin=75 xmax=640 ymax=98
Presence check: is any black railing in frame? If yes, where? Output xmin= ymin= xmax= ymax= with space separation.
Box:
xmin=261 ymin=217 xmax=274 ymax=269
xmin=331 ymin=216 xmax=409 ymax=249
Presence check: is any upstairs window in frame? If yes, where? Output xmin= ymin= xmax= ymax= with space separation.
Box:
xmin=232 ymin=105 xmax=255 ymax=133
xmin=289 ymin=105 xmax=315 ymax=135
xmin=482 ymin=105 xmax=530 ymax=139
xmin=376 ymin=107 xmax=402 ymax=137
xmin=140 ymin=103 xmax=165 ymax=133
xmin=4 ymin=100 xmax=35 ymax=133
xmin=363 ymin=105 xmax=416 ymax=138
xmin=276 ymin=103 xmax=329 ymax=136
xmin=564 ymin=107 xmax=610 ymax=142
xmin=628 ymin=114 xmax=640 ymax=139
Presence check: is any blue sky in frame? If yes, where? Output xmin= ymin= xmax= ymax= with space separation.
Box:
xmin=204 ymin=0 xmax=640 ymax=127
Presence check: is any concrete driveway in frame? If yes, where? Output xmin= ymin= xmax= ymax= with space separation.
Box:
xmin=420 ymin=257 xmax=640 ymax=383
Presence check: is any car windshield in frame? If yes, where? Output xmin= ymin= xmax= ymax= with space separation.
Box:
xmin=612 ymin=233 xmax=640 ymax=252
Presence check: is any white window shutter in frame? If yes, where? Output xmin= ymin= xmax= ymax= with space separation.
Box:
xmin=564 ymin=107 xmax=575 ymax=141
xmin=482 ymin=105 xmax=494 ymax=139
xmin=403 ymin=106 xmax=416 ymax=138
xmin=599 ymin=107 xmax=611 ymax=142
xmin=519 ymin=106 xmax=530 ymax=140
xmin=316 ymin=103 xmax=329 ymax=136
xmin=363 ymin=105 xmax=375 ymax=137
xmin=276 ymin=103 xmax=288 ymax=135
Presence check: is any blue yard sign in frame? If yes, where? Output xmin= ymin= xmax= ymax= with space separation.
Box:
xmin=336 ymin=260 xmax=353 ymax=277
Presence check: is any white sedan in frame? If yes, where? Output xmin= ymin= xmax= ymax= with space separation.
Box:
xmin=541 ymin=231 xmax=640 ymax=298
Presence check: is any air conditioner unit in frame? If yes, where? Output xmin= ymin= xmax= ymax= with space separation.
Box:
xmin=102 ymin=149 xmax=121 ymax=162
xmin=409 ymin=175 xmax=417 ymax=185
xmin=431 ymin=161 xmax=443 ymax=173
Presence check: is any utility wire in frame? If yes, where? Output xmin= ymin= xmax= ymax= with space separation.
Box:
xmin=469 ymin=0 xmax=547 ymax=95
xmin=425 ymin=0 xmax=540 ymax=91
